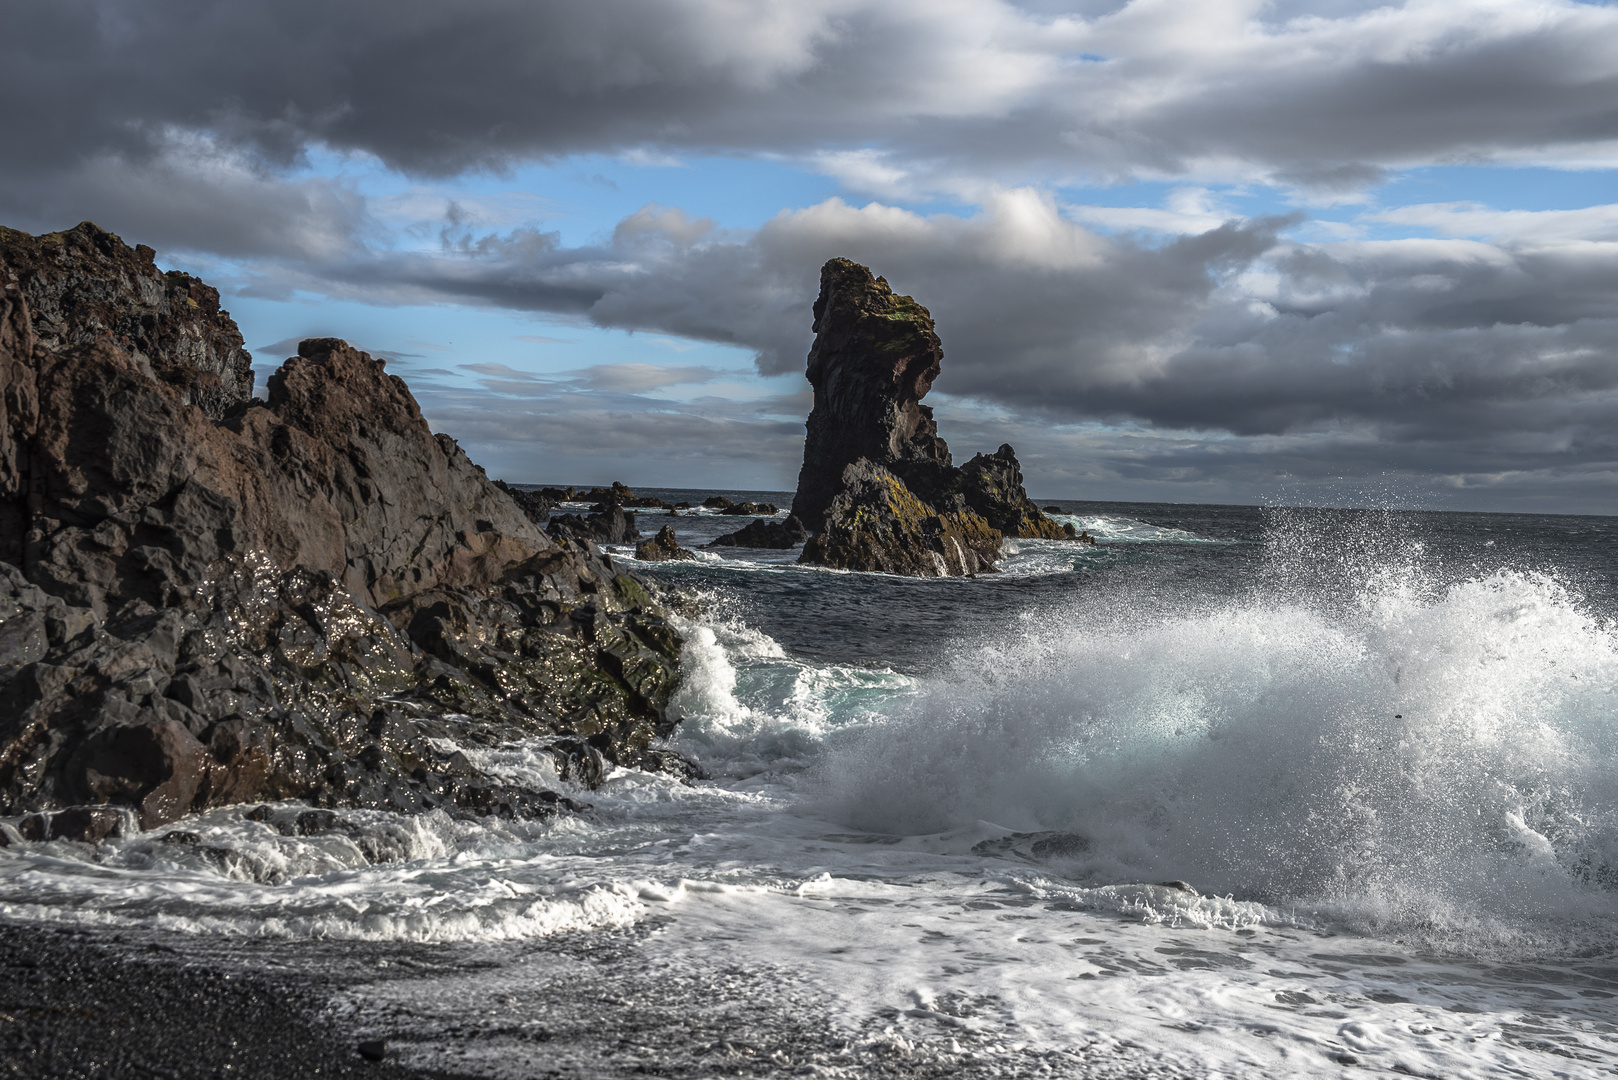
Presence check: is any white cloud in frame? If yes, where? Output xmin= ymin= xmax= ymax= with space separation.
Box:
xmin=1368 ymin=201 xmax=1618 ymax=245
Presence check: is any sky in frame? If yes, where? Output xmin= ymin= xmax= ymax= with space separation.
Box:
xmin=2 ymin=0 xmax=1617 ymax=513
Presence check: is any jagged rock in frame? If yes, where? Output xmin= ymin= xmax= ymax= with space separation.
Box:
xmin=0 ymin=224 xmax=689 ymax=832
xmin=547 ymin=505 xmax=640 ymax=545
xmin=960 ymin=445 xmax=1069 ymax=540
xmin=788 ymin=259 xmax=1069 ymax=576
xmin=799 ymin=461 xmax=1000 ymax=576
xmin=701 ymin=496 xmax=733 ymax=510
xmin=710 ymin=515 xmax=808 ymax=550
xmin=582 ymin=481 xmax=667 ymax=509
xmin=0 ymin=223 xmax=254 ymax=420
xmin=791 ymin=259 xmax=950 ymax=533
xmin=717 ymin=501 xmax=779 ymax=516
xmin=634 ymin=525 xmax=696 ymax=562
xmin=494 ymin=479 xmax=556 ymax=524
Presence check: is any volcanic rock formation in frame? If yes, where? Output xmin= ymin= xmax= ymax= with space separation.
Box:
xmin=709 ymin=515 xmax=808 ymax=550
xmin=790 ymin=259 xmax=1070 ymax=576
xmin=0 ymin=223 xmax=687 ymax=839
xmin=634 ymin=525 xmax=696 ymax=562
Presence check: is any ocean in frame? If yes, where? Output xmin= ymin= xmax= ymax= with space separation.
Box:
xmin=4 ymin=495 xmax=1617 ymax=1078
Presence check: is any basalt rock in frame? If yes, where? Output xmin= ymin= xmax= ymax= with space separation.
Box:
xmin=790 ymin=259 xmax=950 ymax=533
xmin=634 ymin=525 xmax=696 ymax=562
xmin=0 ymin=223 xmax=254 ymax=420
xmin=718 ymin=501 xmax=779 ymax=516
xmin=790 ymin=259 xmax=1068 ymax=576
xmin=547 ymin=505 xmax=640 ymax=545
xmin=583 ymin=481 xmax=668 ymax=509
xmin=0 ymin=224 xmax=689 ymax=834
xmin=960 ymin=445 xmax=1070 ymax=541
xmin=709 ymin=515 xmax=808 ymax=550
xmin=494 ymin=480 xmax=557 ymax=525
xmin=799 ymin=461 xmax=1000 ymax=576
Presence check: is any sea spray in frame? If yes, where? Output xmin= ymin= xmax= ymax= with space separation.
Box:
xmin=668 ymin=598 xmax=916 ymax=777
xmin=816 ymin=553 xmax=1618 ymax=950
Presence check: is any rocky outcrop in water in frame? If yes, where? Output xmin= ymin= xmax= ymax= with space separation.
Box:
xmin=790 ymin=259 xmax=1068 ymax=576
xmin=960 ymin=445 xmax=1075 ymax=541
xmin=634 ymin=525 xmax=696 ymax=562
xmin=709 ymin=515 xmax=808 ymax=550
xmin=0 ymin=223 xmax=687 ymax=837
xmin=547 ymin=505 xmax=640 ymax=545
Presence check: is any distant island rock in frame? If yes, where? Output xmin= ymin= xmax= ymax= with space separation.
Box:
xmin=790 ymin=258 xmax=1073 ymax=576
xmin=0 ymin=222 xmax=688 ymax=841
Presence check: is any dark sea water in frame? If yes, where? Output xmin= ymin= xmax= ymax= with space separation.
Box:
xmin=3 ymin=494 xmax=1617 ymax=1078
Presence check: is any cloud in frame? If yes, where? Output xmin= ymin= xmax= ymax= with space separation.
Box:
xmin=6 ymin=0 xmax=1618 ymax=237
xmin=207 ymin=185 xmax=1617 ymax=508
xmin=455 ymin=360 xmax=727 ymax=397
xmin=1368 ymin=201 xmax=1618 ymax=244
xmin=5 ymin=0 xmax=1617 ymax=508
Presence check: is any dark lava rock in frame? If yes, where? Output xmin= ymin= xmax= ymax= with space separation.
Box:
xmin=547 ymin=504 xmax=640 ymax=544
xmin=493 ymin=480 xmax=556 ymax=524
xmin=634 ymin=525 xmax=696 ymax=562
xmin=790 ymin=258 xmax=950 ymax=534
xmin=717 ymin=501 xmax=779 ymax=516
xmin=0 ymin=222 xmax=254 ymax=420
xmin=710 ymin=515 xmax=808 ymax=550
xmin=0 ymin=223 xmax=689 ymax=833
xmin=16 ymin=805 xmax=125 ymax=843
xmin=788 ymin=259 xmax=1068 ymax=577
xmin=582 ymin=481 xmax=667 ymax=509
xmin=1042 ymin=505 xmax=1062 ymax=513
xmin=959 ymin=444 xmax=1068 ymax=540
xmin=802 ymin=460 xmax=1001 ymax=576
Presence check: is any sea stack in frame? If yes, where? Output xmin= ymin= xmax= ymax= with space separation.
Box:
xmin=790 ymin=258 xmax=1070 ymax=576
xmin=0 ymin=222 xmax=687 ymax=836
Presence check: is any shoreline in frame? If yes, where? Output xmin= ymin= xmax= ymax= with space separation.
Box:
xmin=0 ymin=919 xmax=470 ymax=1080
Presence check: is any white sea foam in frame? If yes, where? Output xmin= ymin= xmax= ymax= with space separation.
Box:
xmin=4 ymin=508 xmax=1616 ymax=1076
xmin=817 ymin=563 xmax=1618 ymax=954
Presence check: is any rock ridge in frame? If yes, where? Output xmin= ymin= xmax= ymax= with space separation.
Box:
xmin=0 ymin=224 xmax=688 ymax=838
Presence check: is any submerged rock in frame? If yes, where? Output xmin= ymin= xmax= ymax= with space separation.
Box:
xmin=709 ymin=515 xmax=808 ymax=550
xmin=789 ymin=259 xmax=1068 ymax=576
xmin=0 ymin=223 xmax=688 ymax=833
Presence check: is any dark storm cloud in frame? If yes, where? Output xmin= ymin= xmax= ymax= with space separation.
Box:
xmin=4 ymin=0 xmax=1616 ymax=506
xmin=224 ymin=188 xmax=1618 ymax=502
xmin=5 ymin=0 xmax=1618 ymax=235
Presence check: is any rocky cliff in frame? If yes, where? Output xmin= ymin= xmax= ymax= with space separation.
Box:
xmin=0 ymin=223 xmax=687 ymax=839
xmin=791 ymin=259 xmax=1072 ymax=576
